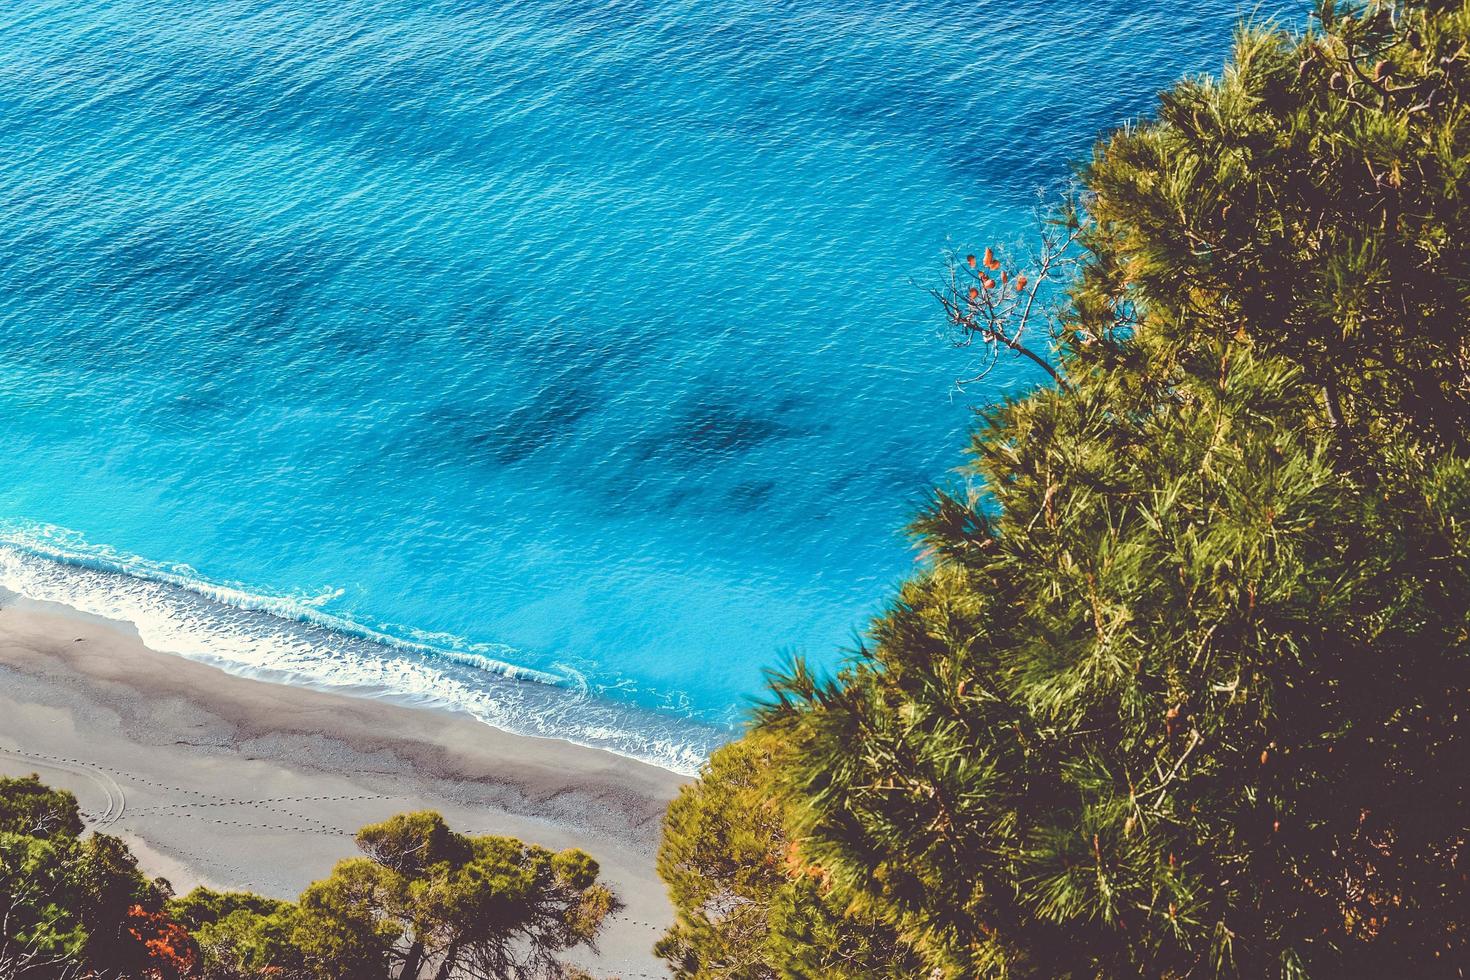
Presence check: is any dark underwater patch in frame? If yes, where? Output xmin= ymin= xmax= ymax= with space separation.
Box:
xmin=470 ymin=389 xmax=601 ymax=467
xmin=420 ymin=381 xmax=601 ymax=470
xmin=632 ymin=387 xmax=821 ymax=469
xmin=671 ymin=410 xmax=786 ymax=461
xmin=725 ymin=479 xmax=777 ymax=512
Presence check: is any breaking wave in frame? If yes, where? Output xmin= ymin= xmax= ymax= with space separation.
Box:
xmin=0 ymin=523 xmax=726 ymax=776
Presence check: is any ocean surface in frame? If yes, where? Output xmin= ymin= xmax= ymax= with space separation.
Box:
xmin=0 ymin=0 xmax=1298 ymax=773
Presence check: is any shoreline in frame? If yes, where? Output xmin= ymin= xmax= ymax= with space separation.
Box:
xmin=0 ymin=541 xmax=730 ymax=777
xmin=0 ymin=594 xmax=689 ymax=977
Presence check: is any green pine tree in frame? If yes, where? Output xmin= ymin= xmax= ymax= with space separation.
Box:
xmin=663 ymin=2 xmax=1470 ymax=976
xmin=655 ymin=732 xmax=922 ymax=978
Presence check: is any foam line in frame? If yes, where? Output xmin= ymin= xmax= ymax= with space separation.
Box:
xmin=0 ymin=525 xmax=724 ymax=775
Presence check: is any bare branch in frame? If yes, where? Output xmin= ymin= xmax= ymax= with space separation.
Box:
xmin=931 ymin=187 xmax=1087 ymax=396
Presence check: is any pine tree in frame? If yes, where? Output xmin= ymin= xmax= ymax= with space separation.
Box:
xmin=759 ymin=343 xmax=1470 ymax=976
xmin=173 ymin=810 xmax=614 ymax=979
xmin=1073 ymin=0 xmax=1470 ymax=456
xmin=0 ymin=775 xmax=197 ymax=978
xmin=668 ymin=2 xmax=1470 ymax=976
xmin=655 ymin=733 xmax=921 ymax=978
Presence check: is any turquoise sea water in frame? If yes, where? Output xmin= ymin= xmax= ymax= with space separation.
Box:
xmin=0 ymin=0 xmax=1296 ymax=772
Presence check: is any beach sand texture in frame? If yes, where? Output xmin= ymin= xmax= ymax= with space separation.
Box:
xmin=0 ymin=596 xmax=687 ymax=978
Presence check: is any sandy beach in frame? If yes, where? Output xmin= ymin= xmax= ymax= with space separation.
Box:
xmin=0 ymin=594 xmax=688 ymax=978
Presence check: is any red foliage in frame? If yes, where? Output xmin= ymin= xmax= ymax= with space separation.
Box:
xmin=124 ymin=904 xmax=201 ymax=980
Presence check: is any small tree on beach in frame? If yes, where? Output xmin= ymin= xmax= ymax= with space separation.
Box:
xmin=0 ymin=780 xmax=618 ymax=980
xmin=176 ymin=810 xmax=615 ymax=980
xmin=169 ymin=888 xmax=307 ymax=979
xmin=345 ymin=811 xmax=615 ymax=980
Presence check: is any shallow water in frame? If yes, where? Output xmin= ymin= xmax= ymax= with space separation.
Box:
xmin=0 ymin=0 xmax=1298 ymax=772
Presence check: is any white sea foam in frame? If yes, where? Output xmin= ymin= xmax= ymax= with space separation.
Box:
xmin=0 ymin=524 xmax=723 ymax=775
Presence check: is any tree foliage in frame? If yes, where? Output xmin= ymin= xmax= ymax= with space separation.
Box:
xmin=0 ymin=776 xmax=615 ymax=980
xmin=655 ymin=733 xmax=921 ymax=978
xmin=0 ymin=775 xmax=195 ymax=979
xmin=353 ymin=810 xmax=615 ymax=980
xmin=172 ymin=811 xmax=613 ymax=980
xmin=0 ymin=776 xmax=84 ymax=840
xmin=169 ymin=889 xmax=303 ymax=980
xmin=762 ymin=345 xmax=1470 ymax=976
xmin=663 ymin=2 xmax=1470 ymax=977
xmin=1074 ymin=0 xmax=1470 ymax=454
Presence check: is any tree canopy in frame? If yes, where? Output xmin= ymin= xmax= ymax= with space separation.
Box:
xmin=1074 ymin=0 xmax=1470 ymax=454
xmin=659 ymin=2 xmax=1470 ymax=976
xmin=655 ymin=732 xmax=922 ymax=978
xmin=0 ymin=777 xmax=615 ymax=980
xmin=167 ymin=810 xmax=614 ymax=980
xmin=0 ymin=774 xmax=197 ymax=979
